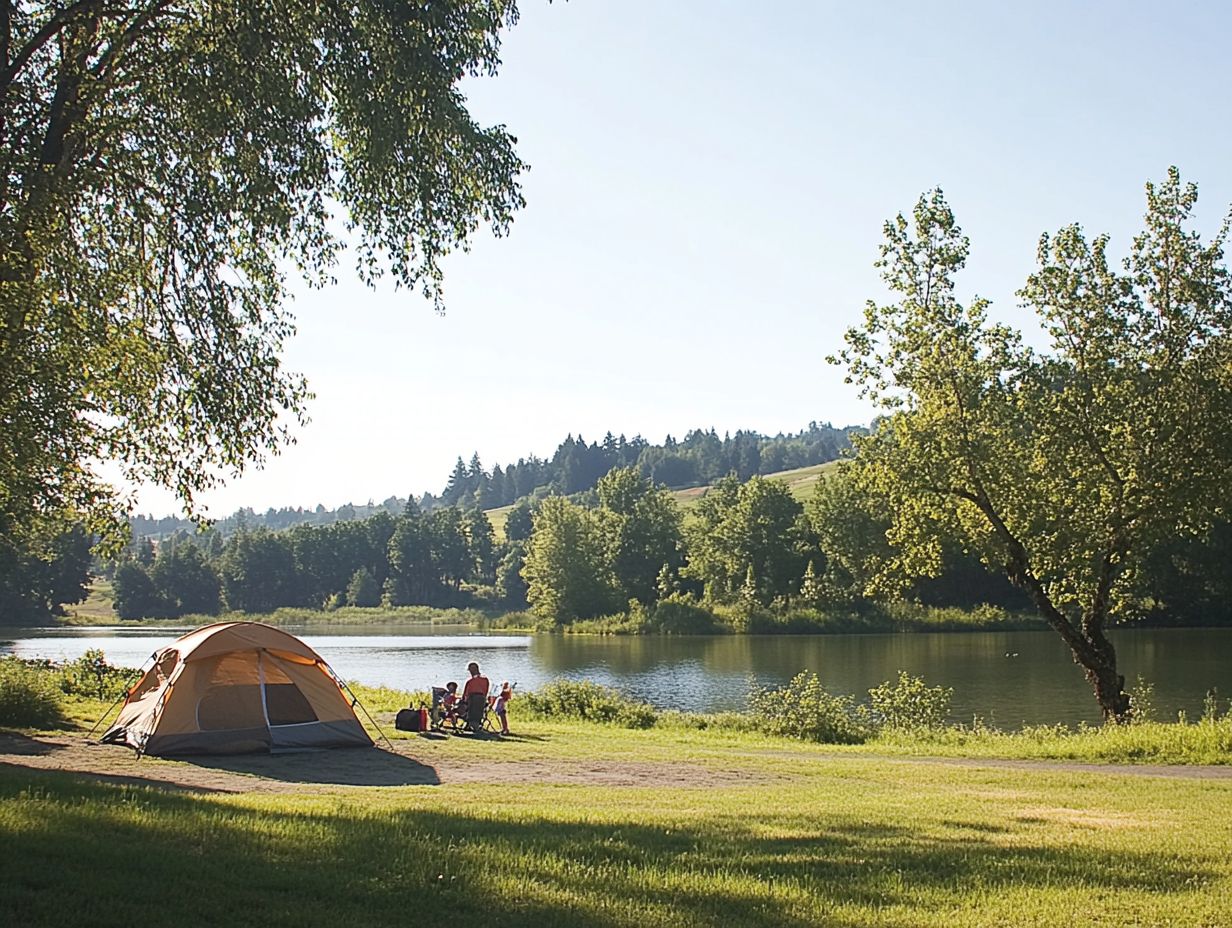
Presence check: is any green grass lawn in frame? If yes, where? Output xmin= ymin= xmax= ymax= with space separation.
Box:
xmin=61 ymin=579 xmax=117 ymax=623
xmin=4 ymin=696 xmax=1232 ymax=927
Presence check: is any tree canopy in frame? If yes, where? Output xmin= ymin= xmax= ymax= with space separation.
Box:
xmin=832 ymin=168 xmax=1232 ymax=721
xmin=0 ymin=1 xmax=528 ymax=553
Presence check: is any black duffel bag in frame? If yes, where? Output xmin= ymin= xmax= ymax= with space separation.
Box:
xmin=395 ymin=707 xmax=427 ymax=732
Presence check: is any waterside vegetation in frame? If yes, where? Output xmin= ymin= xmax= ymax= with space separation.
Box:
xmin=6 ymin=654 xmax=1231 ymax=767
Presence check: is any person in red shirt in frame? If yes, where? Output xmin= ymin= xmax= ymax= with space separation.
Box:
xmin=460 ymin=661 xmax=490 ymax=731
xmin=461 ymin=661 xmax=490 ymax=699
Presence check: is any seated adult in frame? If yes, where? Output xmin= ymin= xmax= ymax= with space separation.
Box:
xmin=461 ymin=662 xmax=491 ymax=730
xmin=461 ymin=662 xmax=490 ymax=700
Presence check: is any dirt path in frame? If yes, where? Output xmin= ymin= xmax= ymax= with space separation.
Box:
xmin=1 ymin=732 xmax=1229 ymax=796
xmin=0 ymin=732 xmax=772 ymax=794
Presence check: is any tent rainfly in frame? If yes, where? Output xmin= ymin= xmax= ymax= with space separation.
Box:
xmin=101 ymin=622 xmax=373 ymax=756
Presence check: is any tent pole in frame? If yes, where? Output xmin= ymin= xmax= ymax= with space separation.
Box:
xmin=328 ymin=669 xmax=393 ymax=750
xmin=84 ymin=656 xmax=154 ymax=742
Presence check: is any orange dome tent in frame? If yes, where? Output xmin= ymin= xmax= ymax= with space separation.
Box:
xmin=101 ymin=622 xmax=373 ymax=756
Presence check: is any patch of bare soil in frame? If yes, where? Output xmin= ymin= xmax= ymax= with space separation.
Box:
xmin=2 ymin=733 xmax=1228 ymax=797
xmin=0 ymin=733 xmax=767 ymax=794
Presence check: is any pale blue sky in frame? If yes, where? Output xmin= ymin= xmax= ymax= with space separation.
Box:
xmin=134 ymin=0 xmax=1232 ymax=517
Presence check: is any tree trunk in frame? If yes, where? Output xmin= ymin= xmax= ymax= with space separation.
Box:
xmin=1002 ymin=544 xmax=1133 ymax=723
xmin=1085 ymin=658 xmax=1131 ymax=723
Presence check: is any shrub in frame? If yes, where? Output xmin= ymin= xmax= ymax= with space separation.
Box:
xmin=650 ymin=596 xmax=723 ymax=634
xmin=59 ymin=649 xmax=134 ymax=700
xmin=522 ymin=680 xmax=658 ymax=729
xmin=868 ymin=671 xmax=953 ymax=732
xmin=748 ymin=672 xmax=871 ymax=744
xmin=568 ymin=611 xmax=651 ymax=635
xmin=1129 ymin=675 xmax=1156 ymax=724
xmin=0 ymin=658 xmax=66 ymax=728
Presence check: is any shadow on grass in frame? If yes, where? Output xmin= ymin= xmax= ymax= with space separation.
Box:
xmin=0 ymin=766 xmax=1218 ymax=928
xmin=185 ymin=745 xmax=441 ymax=786
xmin=0 ymin=732 xmax=71 ymax=756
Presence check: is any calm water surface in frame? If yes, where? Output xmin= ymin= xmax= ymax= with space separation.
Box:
xmin=2 ymin=626 xmax=1229 ymax=728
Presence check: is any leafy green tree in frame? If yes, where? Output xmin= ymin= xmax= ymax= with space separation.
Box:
xmin=496 ymin=539 xmax=529 ymax=608
xmin=428 ymin=507 xmax=470 ymax=595
xmin=832 ymin=169 xmax=1232 ymax=721
xmin=218 ymin=530 xmax=297 ymax=613
xmin=387 ymin=507 xmax=433 ymax=605
xmin=463 ymin=508 xmax=497 ymax=584
xmin=0 ymin=1 xmax=529 ymax=551
xmin=504 ymin=500 xmax=536 ymax=542
xmin=807 ymin=465 xmax=897 ymax=602
xmin=150 ymin=544 xmax=221 ymax=617
xmin=0 ymin=522 xmax=92 ymax=622
xmin=523 ymin=497 xmax=616 ymax=623
xmin=1136 ymin=520 xmax=1232 ymax=625
xmin=685 ymin=476 xmax=811 ymax=605
xmin=112 ymin=561 xmax=163 ymax=620
xmin=289 ymin=523 xmax=350 ymax=607
xmin=595 ymin=467 xmax=683 ymax=604
xmin=809 ymin=464 xmax=1024 ymax=610
xmin=135 ymin=538 xmax=156 ymax=567
xmin=346 ymin=567 xmax=381 ymax=608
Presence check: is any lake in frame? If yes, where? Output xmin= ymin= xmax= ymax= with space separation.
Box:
xmin=2 ymin=625 xmax=1229 ymax=728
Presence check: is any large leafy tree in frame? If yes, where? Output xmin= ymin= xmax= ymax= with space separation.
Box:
xmin=522 ymin=496 xmax=615 ymax=624
xmin=0 ymin=520 xmax=90 ymax=621
xmin=684 ymin=475 xmax=812 ymax=605
xmin=595 ymin=466 xmax=683 ymax=605
xmin=217 ymin=529 xmax=297 ymax=613
xmin=833 ymin=169 xmax=1232 ymax=721
xmin=150 ymin=542 xmax=221 ymax=616
xmin=0 ymin=1 xmax=528 ymax=551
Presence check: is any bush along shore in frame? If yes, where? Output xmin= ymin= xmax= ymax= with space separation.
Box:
xmin=3 ymin=653 xmax=1230 ymax=765
xmin=56 ymin=598 xmax=1044 ymax=635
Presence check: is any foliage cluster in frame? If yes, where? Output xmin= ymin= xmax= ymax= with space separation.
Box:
xmin=0 ymin=524 xmax=92 ymax=624
xmin=831 ymin=168 xmax=1232 ymax=721
xmin=125 ymin=420 xmax=857 ymax=544
xmin=520 ymin=680 xmax=658 ymax=729
xmin=748 ymin=672 xmax=872 ymax=743
xmin=868 ymin=671 xmax=954 ymax=732
xmin=749 ymin=671 xmax=954 ymax=744
xmin=0 ymin=657 xmax=66 ymax=727
xmin=0 ymin=0 xmax=528 ymax=564
xmin=522 ymin=469 xmax=684 ymax=624
xmin=109 ymin=502 xmax=506 ymax=620
xmin=516 ymin=672 xmax=957 ymax=744
xmin=0 ymin=649 xmax=132 ymax=726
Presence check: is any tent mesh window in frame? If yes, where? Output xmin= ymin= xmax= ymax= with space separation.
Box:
xmin=196 ymin=652 xmax=265 ymax=731
xmin=262 ymin=658 xmax=317 ymax=726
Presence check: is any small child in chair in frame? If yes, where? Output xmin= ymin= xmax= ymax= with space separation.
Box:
xmin=431 ymin=681 xmax=459 ymax=727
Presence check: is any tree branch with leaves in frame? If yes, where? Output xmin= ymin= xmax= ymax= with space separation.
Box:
xmin=0 ymin=0 xmax=529 ymax=554
xmin=831 ymin=169 xmax=1232 ymax=722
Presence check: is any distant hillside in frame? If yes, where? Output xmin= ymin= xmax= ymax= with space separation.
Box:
xmin=485 ymin=460 xmax=842 ymax=541
xmin=437 ymin=421 xmax=861 ymax=511
xmin=129 ymin=420 xmax=860 ymax=541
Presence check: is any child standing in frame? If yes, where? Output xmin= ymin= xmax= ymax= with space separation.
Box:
xmin=492 ymin=681 xmax=514 ymax=735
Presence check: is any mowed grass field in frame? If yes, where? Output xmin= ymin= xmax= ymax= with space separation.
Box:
xmin=3 ymin=710 xmax=1231 ymax=928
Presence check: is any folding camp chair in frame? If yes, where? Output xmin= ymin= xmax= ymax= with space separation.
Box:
xmin=462 ymin=691 xmax=496 ymax=734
